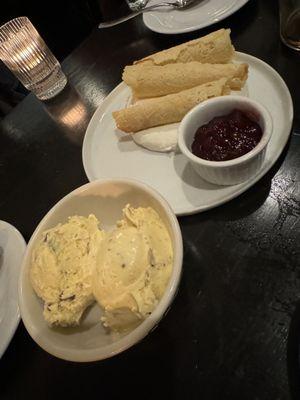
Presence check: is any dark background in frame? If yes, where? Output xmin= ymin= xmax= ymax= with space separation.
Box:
xmin=0 ymin=0 xmax=128 ymax=59
xmin=0 ymin=0 xmax=129 ymax=116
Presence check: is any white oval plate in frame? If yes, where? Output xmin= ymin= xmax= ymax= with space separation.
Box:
xmin=0 ymin=221 xmax=26 ymax=358
xmin=143 ymin=0 xmax=250 ymax=34
xmin=82 ymin=52 xmax=293 ymax=216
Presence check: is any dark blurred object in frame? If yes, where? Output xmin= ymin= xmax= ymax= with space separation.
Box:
xmin=279 ymin=0 xmax=300 ymax=51
xmin=96 ymin=0 xmax=131 ymax=20
xmin=0 ymin=1 xmax=131 ymax=60
xmin=287 ymin=300 xmax=300 ymax=400
xmin=0 ymin=0 xmax=115 ymax=116
xmin=0 ymin=62 xmax=27 ymax=118
xmin=0 ymin=0 xmax=132 ymax=117
xmin=0 ymin=1 xmax=98 ymax=60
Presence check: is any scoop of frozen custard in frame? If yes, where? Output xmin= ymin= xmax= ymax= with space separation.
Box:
xmin=30 ymin=215 xmax=105 ymax=327
xmin=93 ymin=205 xmax=173 ymax=332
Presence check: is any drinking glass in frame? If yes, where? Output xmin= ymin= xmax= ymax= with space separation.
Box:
xmin=0 ymin=17 xmax=67 ymax=100
xmin=279 ymin=0 xmax=300 ymax=50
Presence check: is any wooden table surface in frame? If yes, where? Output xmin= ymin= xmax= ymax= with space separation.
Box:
xmin=1 ymin=1 xmax=300 ymax=399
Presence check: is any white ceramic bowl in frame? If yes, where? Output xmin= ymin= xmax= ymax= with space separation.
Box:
xmin=18 ymin=179 xmax=183 ymax=362
xmin=178 ymin=96 xmax=273 ymax=185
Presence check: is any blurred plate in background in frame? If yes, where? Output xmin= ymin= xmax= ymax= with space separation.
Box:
xmin=0 ymin=221 xmax=26 ymax=358
xmin=143 ymin=0 xmax=250 ymax=34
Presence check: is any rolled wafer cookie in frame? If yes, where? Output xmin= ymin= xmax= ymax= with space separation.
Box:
xmin=134 ymin=29 xmax=234 ymax=66
xmin=113 ymin=78 xmax=230 ymax=133
xmin=123 ymin=62 xmax=248 ymax=99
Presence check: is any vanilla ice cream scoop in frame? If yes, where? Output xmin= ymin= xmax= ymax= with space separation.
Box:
xmin=93 ymin=205 xmax=173 ymax=332
xmin=30 ymin=215 xmax=105 ymax=327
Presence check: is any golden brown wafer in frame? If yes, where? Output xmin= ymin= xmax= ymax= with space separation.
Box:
xmin=134 ymin=29 xmax=234 ymax=66
xmin=123 ymin=62 xmax=248 ymax=99
xmin=113 ymin=78 xmax=230 ymax=133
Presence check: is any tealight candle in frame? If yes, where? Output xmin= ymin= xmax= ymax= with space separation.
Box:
xmin=0 ymin=17 xmax=67 ymax=100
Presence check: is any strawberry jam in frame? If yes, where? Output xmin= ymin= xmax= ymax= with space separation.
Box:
xmin=191 ymin=109 xmax=263 ymax=162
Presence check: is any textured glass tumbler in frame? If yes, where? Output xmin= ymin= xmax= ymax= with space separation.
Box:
xmin=0 ymin=17 xmax=67 ymax=100
xmin=279 ymin=0 xmax=300 ymax=50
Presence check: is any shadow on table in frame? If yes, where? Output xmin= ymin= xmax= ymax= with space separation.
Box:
xmin=0 ymin=319 xmax=177 ymax=399
xmin=287 ymin=300 xmax=300 ymax=400
xmin=58 ymin=323 xmax=177 ymax=399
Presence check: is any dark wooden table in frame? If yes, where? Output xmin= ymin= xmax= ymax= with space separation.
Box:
xmin=1 ymin=1 xmax=300 ymax=399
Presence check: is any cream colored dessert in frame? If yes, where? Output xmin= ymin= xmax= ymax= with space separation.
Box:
xmin=93 ymin=205 xmax=173 ymax=332
xmin=30 ymin=206 xmax=173 ymax=332
xmin=132 ymin=123 xmax=178 ymax=153
xmin=30 ymin=215 xmax=105 ymax=327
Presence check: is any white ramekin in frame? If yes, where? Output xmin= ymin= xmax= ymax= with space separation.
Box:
xmin=178 ymin=96 xmax=273 ymax=185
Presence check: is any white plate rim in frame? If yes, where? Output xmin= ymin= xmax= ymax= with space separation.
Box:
xmin=82 ymin=52 xmax=294 ymax=216
xmin=0 ymin=220 xmax=26 ymax=358
xmin=143 ymin=0 xmax=250 ymax=34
